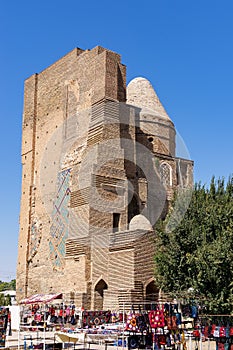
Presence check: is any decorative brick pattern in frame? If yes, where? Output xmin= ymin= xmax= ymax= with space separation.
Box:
xmin=17 ymin=46 xmax=193 ymax=310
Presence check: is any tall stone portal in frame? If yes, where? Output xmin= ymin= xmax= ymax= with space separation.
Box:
xmin=17 ymin=46 xmax=193 ymax=309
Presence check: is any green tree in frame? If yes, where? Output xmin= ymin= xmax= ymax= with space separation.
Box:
xmin=0 ymin=293 xmax=11 ymax=306
xmin=8 ymin=279 xmax=16 ymax=291
xmin=4 ymin=294 xmax=11 ymax=306
xmin=0 ymin=279 xmax=16 ymax=292
xmin=154 ymin=176 xmax=233 ymax=314
xmin=0 ymin=294 xmax=5 ymax=306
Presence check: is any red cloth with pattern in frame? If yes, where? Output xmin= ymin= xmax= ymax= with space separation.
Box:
xmin=148 ymin=308 xmax=165 ymax=328
xmin=219 ymin=327 xmax=226 ymax=337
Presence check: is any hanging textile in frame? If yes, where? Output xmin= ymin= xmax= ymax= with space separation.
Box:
xmin=148 ymin=306 xmax=165 ymax=328
xmin=125 ymin=314 xmax=139 ymax=332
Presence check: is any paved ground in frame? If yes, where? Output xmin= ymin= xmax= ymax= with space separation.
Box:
xmin=4 ymin=331 xmax=217 ymax=350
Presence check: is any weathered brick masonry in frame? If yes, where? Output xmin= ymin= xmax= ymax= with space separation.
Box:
xmin=17 ymin=46 xmax=193 ymax=310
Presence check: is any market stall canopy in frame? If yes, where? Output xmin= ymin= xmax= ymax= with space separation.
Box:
xmin=19 ymin=293 xmax=63 ymax=304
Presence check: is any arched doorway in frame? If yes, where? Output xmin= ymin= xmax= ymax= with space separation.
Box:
xmin=145 ymin=280 xmax=159 ymax=309
xmin=128 ymin=195 xmax=140 ymax=224
xmin=94 ymin=279 xmax=108 ymax=310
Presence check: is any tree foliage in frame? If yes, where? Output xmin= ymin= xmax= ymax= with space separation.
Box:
xmin=0 ymin=279 xmax=16 ymax=292
xmin=154 ymin=176 xmax=233 ymax=314
xmin=0 ymin=293 xmax=11 ymax=306
xmin=0 ymin=279 xmax=15 ymax=306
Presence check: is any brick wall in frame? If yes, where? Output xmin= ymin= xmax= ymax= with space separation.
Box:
xmin=17 ymin=46 xmax=193 ymax=310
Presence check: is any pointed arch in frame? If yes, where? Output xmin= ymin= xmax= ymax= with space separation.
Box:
xmin=128 ymin=194 xmax=140 ymax=224
xmin=144 ymin=279 xmax=159 ymax=302
xmin=94 ymin=279 xmax=108 ymax=310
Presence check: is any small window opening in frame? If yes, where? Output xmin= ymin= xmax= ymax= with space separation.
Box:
xmin=113 ymin=213 xmax=120 ymax=232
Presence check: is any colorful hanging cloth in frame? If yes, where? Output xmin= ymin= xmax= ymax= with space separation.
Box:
xmin=125 ymin=313 xmax=139 ymax=332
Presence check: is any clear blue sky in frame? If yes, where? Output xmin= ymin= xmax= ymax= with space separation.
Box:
xmin=0 ymin=0 xmax=232 ymax=281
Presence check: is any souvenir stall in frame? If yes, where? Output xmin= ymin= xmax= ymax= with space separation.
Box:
xmin=196 ymin=315 xmax=233 ymax=350
xmin=19 ymin=293 xmax=67 ymax=330
xmin=0 ymin=307 xmax=11 ymax=348
xmin=18 ymin=296 xmax=233 ymax=350
xmin=123 ymin=302 xmax=233 ymax=350
xmin=49 ymin=302 xmax=198 ymax=349
xmin=19 ymin=293 xmax=65 ymax=350
xmin=124 ymin=302 xmax=199 ymax=350
xmin=53 ymin=310 xmax=127 ymax=348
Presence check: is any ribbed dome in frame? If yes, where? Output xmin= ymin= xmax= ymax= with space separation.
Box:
xmin=127 ymin=77 xmax=171 ymax=121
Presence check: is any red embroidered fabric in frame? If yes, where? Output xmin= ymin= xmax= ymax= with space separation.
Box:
xmin=148 ymin=308 xmax=165 ymax=328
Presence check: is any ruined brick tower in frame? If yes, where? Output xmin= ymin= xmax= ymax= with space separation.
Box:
xmin=17 ymin=46 xmax=193 ymax=309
